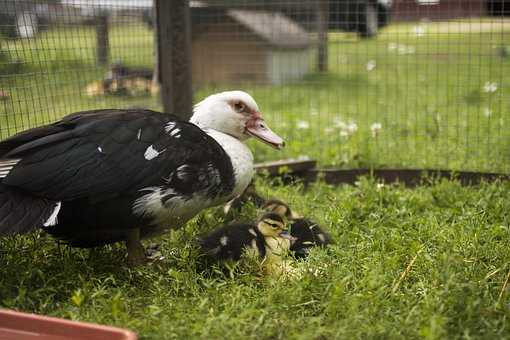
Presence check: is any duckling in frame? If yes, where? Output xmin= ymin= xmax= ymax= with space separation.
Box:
xmin=262 ymin=199 xmax=332 ymax=259
xmin=197 ymin=212 xmax=297 ymax=274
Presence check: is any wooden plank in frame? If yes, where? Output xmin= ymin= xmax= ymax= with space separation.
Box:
xmin=301 ymin=168 xmax=510 ymax=187
xmin=254 ymin=158 xmax=317 ymax=175
xmin=155 ymin=0 xmax=193 ymax=119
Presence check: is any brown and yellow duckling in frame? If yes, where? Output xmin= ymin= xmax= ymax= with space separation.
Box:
xmin=262 ymin=199 xmax=333 ymax=259
xmin=197 ymin=212 xmax=297 ymax=275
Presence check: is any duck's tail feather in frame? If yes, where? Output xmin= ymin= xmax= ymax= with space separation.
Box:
xmin=0 ymin=184 xmax=59 ymax=235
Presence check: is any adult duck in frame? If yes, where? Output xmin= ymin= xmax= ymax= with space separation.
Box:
xmin=0 ymin=91 xmax=284 ymax=265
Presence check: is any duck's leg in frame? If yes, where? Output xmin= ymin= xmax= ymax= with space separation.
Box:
xmin=126 ymin=228 xmax=147 ymax=267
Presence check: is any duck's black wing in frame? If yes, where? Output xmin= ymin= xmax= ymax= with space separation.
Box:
xmin=0 ymin=109 xmax=235 ymax=234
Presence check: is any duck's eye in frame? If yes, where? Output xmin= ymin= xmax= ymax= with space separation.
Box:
xmin=234 ymin=102 xmax=246 ymax=113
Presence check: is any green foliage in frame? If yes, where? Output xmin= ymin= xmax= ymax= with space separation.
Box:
xmin=2 ymin=177 xmax=510 ymax=339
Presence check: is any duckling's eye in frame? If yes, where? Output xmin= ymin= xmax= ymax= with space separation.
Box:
xmin=234 ymin=102 xmax=246 ymax=113
xmin=266 ymin=222 xmax=281 ymax=229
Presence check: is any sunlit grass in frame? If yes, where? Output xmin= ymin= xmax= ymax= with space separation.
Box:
xmin=2 ymin=177 xmax=510 ymax=339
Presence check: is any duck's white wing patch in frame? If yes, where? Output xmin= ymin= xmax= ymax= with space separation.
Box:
xmin=169 ymin=128 xmax=181 ymax=138
xmin=0 ymin=159 xmax=21 ymax=178
xmin=223 ymin=199 xmax=234 ymax=215
xmin=144 ymin=145 xmax=166 ymax=161
xmin=43 ymin=202 xmax=62 ymax=227
xmin=317 ymin=233 xmax=326 ymax=243
xmin=220 ymin=236 xmax=229 ymax=246
xmin=164 ymin=121 xmax=176 ymax=133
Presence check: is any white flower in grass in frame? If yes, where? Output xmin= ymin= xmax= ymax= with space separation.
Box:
xmin=346 ymin=122 xmax=358 ymax=134
xmin=413 ymin=25 xmax=426 ymax=37
xmin=388 ymin=42 xmax=398 ymax=51
xmin=483 ymin=82 xmax=498 ymax=93
xmin=483 ymin=107 xmax=493 ymax=117
xmin=324 ymin=127 xmax=334 ymax=134
xmin=366 ymin=60 xmax=376 ymax=72
xmin=398 ymin=45 xmax=415 ymax=55
xmin=334 ymin=118 xmax=346 ymax=129
xmin=370 ymin=122 xmax=382 ymax=137
xmin=296 ymin=120 xmax=310 ymax=129
xmin=340 ymin=130 xmax=350 ymax=137
xmin=310 ymin=108 xmax=319 ymax=116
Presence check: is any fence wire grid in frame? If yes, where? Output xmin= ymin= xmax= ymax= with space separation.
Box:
xmin=0 ymin=0 xmax=509 ymax=173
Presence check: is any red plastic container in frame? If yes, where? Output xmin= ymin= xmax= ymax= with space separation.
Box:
xmin=0 ymin=309 xmax=137 ymax=340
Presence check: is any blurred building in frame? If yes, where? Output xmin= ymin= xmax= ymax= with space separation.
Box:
xmin=192 ymin=8 xmax=312 ymax=86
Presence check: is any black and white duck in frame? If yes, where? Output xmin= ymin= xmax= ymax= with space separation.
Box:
xmin=262 ymin=199 xmax=332 ymax=258
xmin=0 ymin=91 xmax=284 ymax=265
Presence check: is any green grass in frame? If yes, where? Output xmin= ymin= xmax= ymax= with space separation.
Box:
xmin=1 ymin=20 xmax=510 ymax=171
xmin=2 ymin=176 xmax=510 ymax=339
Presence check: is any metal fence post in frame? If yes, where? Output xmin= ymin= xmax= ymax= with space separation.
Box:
xmin=96 ymin=13 xmax=109 ymax=66
xmin=155 ymin=0 xmax=193 ymax=119
xmin=317 ymin=0 xmax=329 ymax=72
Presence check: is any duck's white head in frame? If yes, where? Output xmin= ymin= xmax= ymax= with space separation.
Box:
xmin=190 ymin=91 xmax=284 ymax=149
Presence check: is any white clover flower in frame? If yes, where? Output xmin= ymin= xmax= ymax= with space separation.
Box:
xmin=366 ymin=60 xmax=376 ymax=72
xmin=346 ymin=122 xmax=358 ymax=134
xmin=397 ymin=45 xmax=407 ymax=55
xmin=483 ymin=82 xmax=498 ymax=93
xmin=296 ymin=120 xmax=310 ymax=129
xmin=483 ymin=107 xmax=493 ymax=117
xmin=370 ymin=122 xmax=382 ymax=137
xmin=398 ymin=45 xmax=416 ymax=55
xmin=413 ymin=25 xmax=426 ymax=37
xmin=388 ymin=42 xmax=398 ymax=51
xmin=333 ymin=117 xmax=346 ymax=129
xmin=340 ymin=130 xmax=349 ymax=137
xmin=324 ymin=127 xmax=334 ymax=134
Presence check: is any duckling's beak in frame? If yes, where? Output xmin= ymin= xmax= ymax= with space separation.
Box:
xmin=279 ymin=230 xmax=297 ymax=243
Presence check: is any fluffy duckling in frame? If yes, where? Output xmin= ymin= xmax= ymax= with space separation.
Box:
xmin=198 ymin=212 xmax=296 ymax=274
xmin=262 ymin=199 xmax=332 ymax=258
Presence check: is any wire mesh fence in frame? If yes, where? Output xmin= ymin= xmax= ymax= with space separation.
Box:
xmin=0 ymin=0 xmax=157 ymax=136
xmin=0 ymin=0 xmax=509 ymax=173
